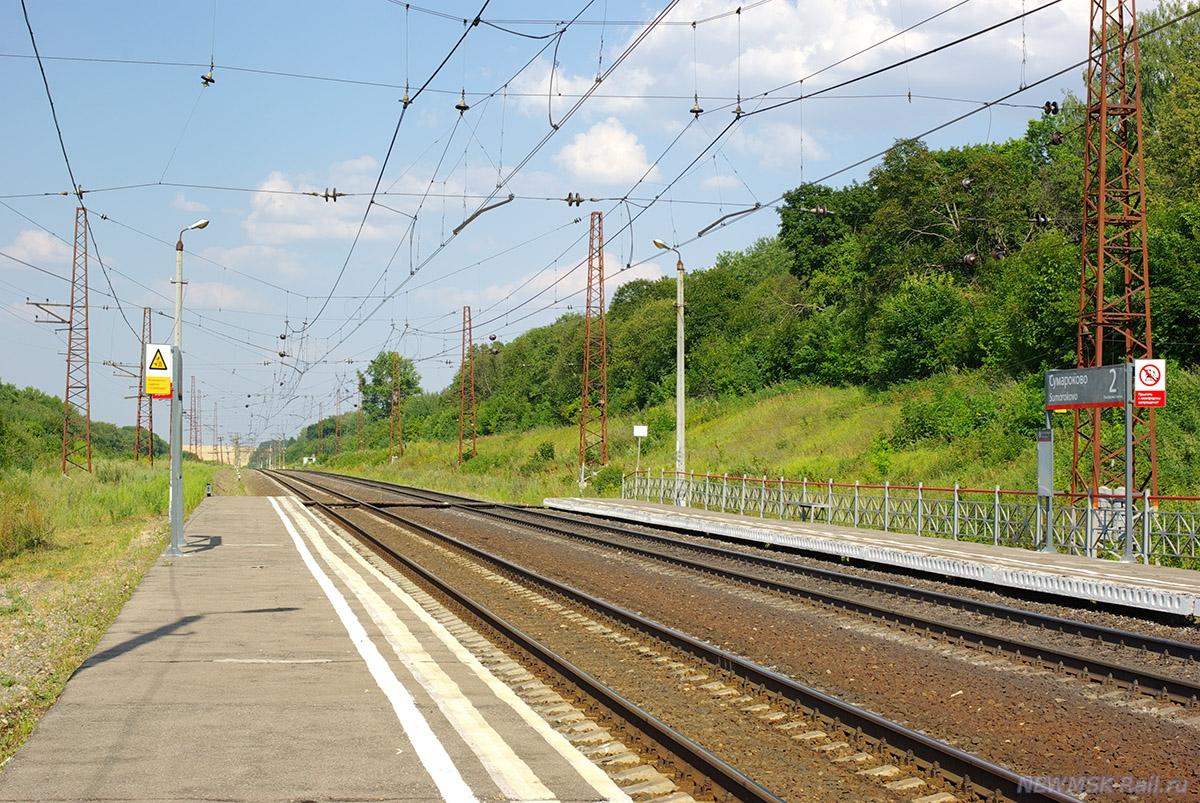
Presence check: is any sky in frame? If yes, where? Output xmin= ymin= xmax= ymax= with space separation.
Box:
xmin=1 ymin=0 xmax=1106 ymax=447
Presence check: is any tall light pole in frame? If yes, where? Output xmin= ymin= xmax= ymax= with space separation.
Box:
xmin=167 ymin=218 xmax=209 ymax=557
xmin=653 ymin=239 xmax=686 ymax=504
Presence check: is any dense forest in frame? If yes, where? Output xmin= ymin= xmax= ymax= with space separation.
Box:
xmin=267 ymin=2 xmax=1200 ymax=466
xmin=0 ymin=381 xmax=166 ymax=471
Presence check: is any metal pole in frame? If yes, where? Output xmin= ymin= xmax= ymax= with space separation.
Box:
xmin=635 ymin=436 xmax=642 ymax=475
xmin=993 ymin=486 xmax=1000 ymax=545
xmin=953 ymin=483 xmax=960 ymax=540
xmin=673 ymin=254 xmax=686 ymax=503
xmin=1142 ymin=487 xmax=1151 ymax=561
xmin=917 ymin=482 xmax=924 ymax=536
xmin=167 ymin=238 xmax=186 ymax=557
xmin=1123 ymin=361 xmax=1135 ymax=562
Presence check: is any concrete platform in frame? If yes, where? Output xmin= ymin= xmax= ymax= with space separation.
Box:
xmin=0 ymin=495 xmax=628 ymax=802
xmin=544 ymin=497 xmax=1200 ymax=618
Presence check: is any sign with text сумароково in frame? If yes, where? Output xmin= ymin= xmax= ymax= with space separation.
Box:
xmin=1044 ymin=364 xmax=1126 ymax=410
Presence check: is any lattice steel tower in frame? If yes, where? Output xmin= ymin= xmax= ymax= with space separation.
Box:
xmin=389 ymin=354 xmax=404 ymax=460
xmin=134 ymin=307 xmax=154 ymax=464
xmin=1072 ymin=0 xmax=1158 ymax=496
xmin=458 ymin=306 xmax=476 ymax=464
xmin=579 ymin=211 xmax=609 ymax=473
xmin=61 ymin=207 xmax=92 ymax=473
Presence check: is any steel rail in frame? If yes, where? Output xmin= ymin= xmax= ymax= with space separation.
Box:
xmin=268 ymin=469 xmax=1080 ymax=803
xmin=291 ymin=470 xmax=1200 ymax=706
xmin=263 ymin=470 xmax=781 ymax=802
xmin=298 ymin=470 xmax=1200 ymax=667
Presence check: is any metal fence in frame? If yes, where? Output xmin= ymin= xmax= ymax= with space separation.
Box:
xmin=621 ymin=470 xmax=1200 ymax=565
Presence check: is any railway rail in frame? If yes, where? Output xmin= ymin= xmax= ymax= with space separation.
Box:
xmin=291 ymin=469 xmax=1200 ymax=708
xmin=265 ymin=468 xmax=1080 ymax=802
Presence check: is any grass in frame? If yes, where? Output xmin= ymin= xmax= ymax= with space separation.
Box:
xmin=0 ymin=460 xmax=232 ymax=766
xmin=313 ymin=369 xmax=1200 ymax=503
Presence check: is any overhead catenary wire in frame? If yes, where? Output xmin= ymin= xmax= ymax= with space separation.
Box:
xmin=302 ymin=0 xmax=492 ymax=333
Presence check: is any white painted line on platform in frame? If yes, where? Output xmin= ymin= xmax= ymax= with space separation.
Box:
xmin=213 ymin=658 xmax=333 ymax=664
xmin=295 ymin=500 xmax=632 ymax=803
xmin=281 ymin=498 xmax=558 ymax=802
xmin=268 ymin=496 xmax=477 ymax=803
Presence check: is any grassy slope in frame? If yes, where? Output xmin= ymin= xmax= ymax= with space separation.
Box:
xmin=323 ymin=368 xmax=1200 ymax=503
xmin=0 ymin=461 xmax=232 ymax=765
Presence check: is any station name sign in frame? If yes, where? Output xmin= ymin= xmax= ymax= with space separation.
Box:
xmin=1044 ymin=365 xmax=1125 ymax=410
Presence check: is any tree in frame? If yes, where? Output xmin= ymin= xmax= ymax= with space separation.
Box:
xmin=358 ymin=352 xmax=421 ymax=421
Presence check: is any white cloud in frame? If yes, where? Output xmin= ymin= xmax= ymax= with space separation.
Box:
xmin=182 ymin=280 xmax=260 ymax=311
xmin=2 ymin=230 xmax=71 ymax=265
xmin=554 ymin=118 xmax=659 ymax=184
xmin=200 ymin=244 xmax=305 ymax=279
xmin=241 ymin=157 xmax=406 ymax=245
xmin=731 ymin=121 xmax=828 ymax=168
xmin=171 ymin=193 xmax=209 ymax=213
xmin=421 ymin=250 xmax=664 ymax=312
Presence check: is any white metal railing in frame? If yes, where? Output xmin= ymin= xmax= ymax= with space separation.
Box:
xmin=620 ymin=470 xmax=1200 ymax=566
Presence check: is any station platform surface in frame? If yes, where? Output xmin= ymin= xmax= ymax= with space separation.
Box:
xmin=544 ymin=497 xmax=1200 ymax=617
xmin=0 ymin=495 xmax=629 ymax=802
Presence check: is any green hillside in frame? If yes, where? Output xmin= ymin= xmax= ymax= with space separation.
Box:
xmin=255 ymin=3 xmax=1200 ymax=497
xmin=0 ymin=381 xmax=167 ymax=471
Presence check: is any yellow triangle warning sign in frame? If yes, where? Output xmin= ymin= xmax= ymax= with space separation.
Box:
xmin=148 ymin=349 xmax=167 ymax=371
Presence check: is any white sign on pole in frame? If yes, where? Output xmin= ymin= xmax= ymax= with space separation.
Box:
xmin=145 ymin=343 xmax=174 ymax=399
xmin=1133 ymin=358 xmax=1166 ymax=407
xmin=633 ymin=424 xmax=649 ymax=437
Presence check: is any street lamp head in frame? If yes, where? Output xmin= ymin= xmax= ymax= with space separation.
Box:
xmin=189 ymin=219 xmax=210 ymax=231
xmin=652 ymin=238 xmax=670 ymax=250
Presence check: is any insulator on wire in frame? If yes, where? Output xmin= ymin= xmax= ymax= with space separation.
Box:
xmin=201 ymin=61 xmax=215 ymax=87
xmin=1043 ymin=101 xmax=1060 ymax=116
xmin=961 ymin=253 xmax=978 ymax=268
xmin=810 ymin=205 xmax=831 ymax=217
xmin=690 ymin=94 xmax=704 ymax=117
xmin=455 ymin=90 xmax=470 ymax=113
xmin=1050 ymin=131 xmax=1064 ymax=145
xmin=565 ymin=192 xmax=584 ymax=207
xmin=1034 ymin=212 xmax=1050 ymax=226
xmin=960 ymin=177 xmax=973 ymax=191
xmin=488 ymin=334 xmax=497 ymax=341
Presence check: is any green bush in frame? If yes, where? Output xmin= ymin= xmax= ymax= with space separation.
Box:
xmin=0 ymin=476 xmax=52 ymax=559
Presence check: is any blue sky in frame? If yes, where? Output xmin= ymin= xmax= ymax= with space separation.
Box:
xmin=1 ymin=0 xmax=1098 ymax=446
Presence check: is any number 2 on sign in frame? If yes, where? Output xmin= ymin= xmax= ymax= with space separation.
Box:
xmin=1108 ymin=368 xmax=1117 ymax=395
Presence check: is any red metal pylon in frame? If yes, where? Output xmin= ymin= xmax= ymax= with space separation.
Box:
xmin=458 ymin=307 xmax=476 ymax=464
xmin=579 ymin=211 xmax=609 ymax=474
xmin=213 ymin=403 xmax=222 ymax=465
xmin=189 ymin=377 xmax=196 ymax=455
xmin=1072 ymin=0 xmax=1158 ymax=497
xmin=358 ymin=375 xmax=366 ymax=451
xmin=134 ymin=307 xmax=154 ymax=464
xmin=389 ymin=354 xmax=404 ymax=461
xmin=62 ymin=207 xmax=92 ymax=474
xmin=334 ymin=388 xmax=342 ymax=456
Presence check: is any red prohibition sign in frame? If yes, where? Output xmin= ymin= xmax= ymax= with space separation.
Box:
xmin=1139 ymin=363 xmax=1162 ymax=387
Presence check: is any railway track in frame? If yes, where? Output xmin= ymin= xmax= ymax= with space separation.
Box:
xmin=265 ymin=468 xmax=1080 ymax=802
xmin=291 ymin=469 xmax=1200 ymax=708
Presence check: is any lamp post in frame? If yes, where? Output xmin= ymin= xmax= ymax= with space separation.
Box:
xmin=167 ymin=218 xmax=209 ymax=557
xmin=653 ymin=238 xmax=686 ymax=504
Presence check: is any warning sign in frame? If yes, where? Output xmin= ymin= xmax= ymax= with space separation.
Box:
xmin=1133 ymin=358 xmax=1166 ymax=407
xmin=145 ymin=343 xmax=174 ymax=399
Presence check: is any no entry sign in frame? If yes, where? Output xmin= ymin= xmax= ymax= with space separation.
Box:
xmin=1134 ymin=359 xmax=1166 ymax=407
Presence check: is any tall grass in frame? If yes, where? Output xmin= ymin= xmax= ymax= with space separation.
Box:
xmin=312 ymin=369 xmax=1200 ymax=503
xmin=0 ymin=459 xmax=216 ymax=560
